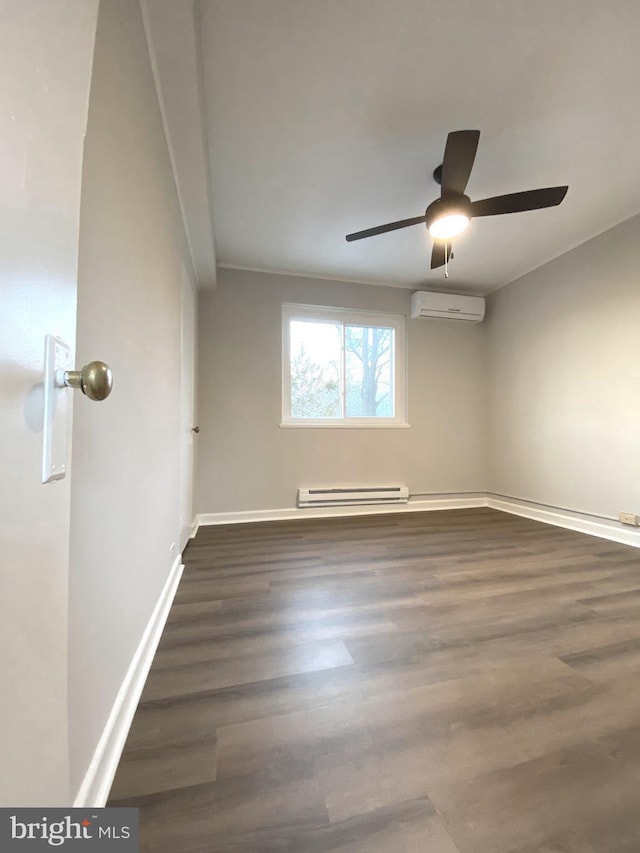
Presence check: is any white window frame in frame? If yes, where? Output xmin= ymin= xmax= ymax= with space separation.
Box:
xmin=281 ymin=303 xmax=408 ymax=428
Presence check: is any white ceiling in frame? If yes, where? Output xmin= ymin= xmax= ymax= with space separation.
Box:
xmin=189 ymin=0 xmax=640 ymax=294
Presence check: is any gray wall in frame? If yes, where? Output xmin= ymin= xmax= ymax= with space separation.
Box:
xmin=487 ymin=212 xmax=640 ymax=519
xmin=69 ymin=0 xmax=194 ymax=796
xmin=0 ymin=0 xmax=98 ymax=807
xmin=196 ymin=268 xmax=488 ymax=513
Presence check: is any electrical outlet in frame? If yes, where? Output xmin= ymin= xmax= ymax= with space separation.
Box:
xmin=618 ymin=512 xmax=639 ymax=526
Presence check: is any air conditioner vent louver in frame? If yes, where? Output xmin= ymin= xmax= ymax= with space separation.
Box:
xmin=298 ymin=485 xmax=409 ymax=508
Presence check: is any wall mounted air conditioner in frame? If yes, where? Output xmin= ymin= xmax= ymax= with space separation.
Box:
xmin=411 ymin=291 xmax=485 ymax=322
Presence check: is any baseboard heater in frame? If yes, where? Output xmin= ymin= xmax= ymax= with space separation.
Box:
xmin=298 ymin=485 xmax=409 ymax=508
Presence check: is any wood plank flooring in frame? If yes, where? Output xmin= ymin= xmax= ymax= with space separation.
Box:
xmin=108 ymin=507 xmax=640 ymax=852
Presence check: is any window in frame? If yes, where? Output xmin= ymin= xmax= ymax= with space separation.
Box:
xmin=282 ymin=304 xmax=407 ymax=427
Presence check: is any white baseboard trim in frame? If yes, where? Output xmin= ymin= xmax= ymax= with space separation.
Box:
xmin=196 ymin=493 xmax=640 ymax=549
xmin=179 ymin=516 xmax=200 ymax=552
xmin=196 ymin=495 xmax=488 ymax=527
xmin=486 ymin=495 xmax=640 ymax=549
xmin=73 ymin=555 xmax=185 ymax=808
xmin=189 ymin=516 xmax=199 ymax=539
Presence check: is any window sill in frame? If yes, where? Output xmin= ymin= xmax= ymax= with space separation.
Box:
xmin=279 ymin=421 xmax=411 ymax=429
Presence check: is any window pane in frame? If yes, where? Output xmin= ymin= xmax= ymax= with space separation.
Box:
xmin=289 ymin=319 xmax=341 ymax=418
xmin=345 ymin=325 xmax=394 ymax=417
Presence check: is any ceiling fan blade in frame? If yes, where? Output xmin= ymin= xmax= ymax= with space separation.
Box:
xmin=470 ymin=186 xmax=568 ymax=218
xmin=430 ymin=241 xmax=452 ymax=269
xmin=345 ymin=215 xmax=425 ymax=242
xmin=440 ymin=130 xmax=480 ymax=195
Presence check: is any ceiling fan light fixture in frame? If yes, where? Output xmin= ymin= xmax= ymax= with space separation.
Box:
xmin=428 ymin=213 xmax=470 ymax=240
xmin=425 ymin=194 xmax=472 ymax=241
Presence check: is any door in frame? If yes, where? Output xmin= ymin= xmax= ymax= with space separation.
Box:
xmin=179 ymin=264 xmax=197 ymax=549
xmin=0 ymin=0 xmax=99 ymax=806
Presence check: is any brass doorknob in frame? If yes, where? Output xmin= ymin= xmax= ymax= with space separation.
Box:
xmin=63 ymin=360 xmax=113 ymax=401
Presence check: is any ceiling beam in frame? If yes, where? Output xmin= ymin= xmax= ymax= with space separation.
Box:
xmin=140 ymin=0 xmax=217 ymax=288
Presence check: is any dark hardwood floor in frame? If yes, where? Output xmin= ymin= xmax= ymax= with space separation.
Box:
xmin=109 ymin=507 xmax=640 ymax=852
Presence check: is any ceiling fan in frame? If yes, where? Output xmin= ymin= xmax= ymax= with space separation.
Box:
xmin=345 ymin=130 xmax=568 ymax=270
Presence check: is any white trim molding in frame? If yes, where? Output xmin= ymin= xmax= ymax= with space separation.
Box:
xmin=179 ymin=514 xmax=200 ymax=552
xmin=217 ymin=263 xmax=420 ymax=292
xmin=279 ymin=422 xmax=411 ymax=429
xmin=73 ymin=556 xmax=184 ymax=808
xmin=485 ymin=494 xmax=640 ymax=549
xmin=189 ymin=516 xmax=200 ymax=539
xmin=196 ymin=494 xmax=487 ymax=526
xmin=196 ymin=493 xmax=640 ymax=549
